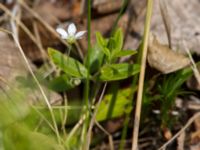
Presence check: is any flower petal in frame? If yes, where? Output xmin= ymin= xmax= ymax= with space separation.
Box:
xmin=68 ymin=23 xmax=77 ymax=36
xmin=56 ymin=28 xmax=68 ymax=39
xmin=75 ymin=31 xmax=87 ymax=39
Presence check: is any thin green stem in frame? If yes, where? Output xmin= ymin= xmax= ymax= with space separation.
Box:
xmin=119 ymin=114 xmax=130 ymax=150
xmin=35 ymin=105 xmax=84 ymax=110
xmin=82 ymin=0 xmax=92 ymax=149
xmin=31 ymin=106 xmax=56 ymax=133
xmin=61 ymin=93 xmax=68 ymax=138
xmin=83 ymin=0 xmax=92 ymax=112
xmin=110 ymin=0 xmax=129 ymax=36
xmin=85 ymin=0 xmax=92 ymax=68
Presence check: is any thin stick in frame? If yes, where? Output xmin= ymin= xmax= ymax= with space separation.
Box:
xmin=0 ymin=7 xmax=59 ymax=138
xmin=31 ymin=106 xmax=56 ymax=133
xmin=159 ymin=0 xmax=172 ymax=48
xmin=80 ymin=0 xmax=87 ymax=16
xmin=131 ymin=0 xmax=153 ymax=150
xmin=183 ymin=42 xmax=200 ymax=86
xmin=33 ymin=22 xmax=56 ymax=71
xmin=158 ymin=112 xmax=200 ymax=150
xmin=13 ymin=34 xmax=61 ymax=144
xmin=67 ymin=114 xmax=86 ymax=143
xmin=95 ymin=121 xmax=114 ymax=150
xmin=85 ymin=83 xmax=107 ymax=150
xmin=18 ymin=0 xmax=70 ymax=48
xmin=0 ymin=3 xmax=47 ymax=57
xmin=10 ymin=16 xmax=61 ymax=143
xmin=75 ymin=42 xmax=84 ymax=60
xmin=33 ymin=22 xmax=48 ymax=60
xmin=177 ymin=130 xmax=185 ymax=150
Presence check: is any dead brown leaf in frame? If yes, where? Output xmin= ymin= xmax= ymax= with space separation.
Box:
xmin=163 ymin=127 xmax=172 ymax=140
xmin=148 ymin=34 xmax=190 ymax=74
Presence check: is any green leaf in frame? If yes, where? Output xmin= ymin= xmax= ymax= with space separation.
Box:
xmin=99 ymin=63 xmax=140 ymax=81
xmin=48 ymin=48 xmax=88 ymax=78
xmin=88 ymin=44 xmax=104 ymax=73
xmin=113 ymin=28 xmax=123 ymax=51
xmin=102 ymin=47 xmax=111 ymax=58
xmin=96 ymin=32 xmax=106 ymax=46
xmin=105 ymin=48 xmax=111 ymax=59
xmin=107 ymin=37 xmax=116 ymax=52
xmin=96 ymin=88 xmax=133 ymax=121
xmin=112 ymin=50 xmax=137 ymax=58
xmin=48 ymin=74 xmax=81 ymax=92
xmin=95 ymin=32 xmax=110 ymax=58
xmin=3 ymin=124 xmax=64 ymax=150
xmin=0 ymin=89 xmax=29 ymax=128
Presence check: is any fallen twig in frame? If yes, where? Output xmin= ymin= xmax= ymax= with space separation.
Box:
xmin=131 ymin=0 xmax=153 ymax=149
xmin=158 ymin=112 xmax=200 ymax=150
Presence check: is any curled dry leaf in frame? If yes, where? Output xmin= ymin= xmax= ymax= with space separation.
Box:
xmin=147 ymin=34 xmax=190 ymax=74
xmin=163 ymin=127 xmax=172 ymax=140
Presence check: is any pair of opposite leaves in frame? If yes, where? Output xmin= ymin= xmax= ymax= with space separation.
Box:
xmin=147 ymin=34 xmax=190 ymax=74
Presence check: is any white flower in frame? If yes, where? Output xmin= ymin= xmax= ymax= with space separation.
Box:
xmin=56 ymin=23 xmax=86 ymax=44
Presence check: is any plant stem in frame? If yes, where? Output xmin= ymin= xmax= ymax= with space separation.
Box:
xmin=82 ymin=0 xmax=92 ymax=149
xmin=61 ymin=93 xmax=68 ymax=138
xmin=85 ymin=0 xmax=91 ymax=68
xmin=75 ymin=42 xmax=84 ymax=60
xmin=119 ymin=114 xmax=130 ymax=150
xmin=131 ymin=0 xmax=153 ymax=150
xmin=119 ymin=45 xmax=142 ymax=150
xmin=110 ymin=0 xmax=129 ymax=36
xmin=85 ymin=83 xmax=107 ymax=150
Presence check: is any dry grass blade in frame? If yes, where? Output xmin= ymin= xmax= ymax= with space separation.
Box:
xmin=132 ymin=0 xmax=153 ymax=150
xmin=67 ymin=114 xmax=86 ymax=143
xmin=12 ymin=32 xmax=61 ymax=144
xmin=8 ymin=10 xmax=61 ymax=143
xmin=0 ymin=3 xmax=48 ymax=59
xmin=183 ymin=41 xmax=200 ymax=86
xmin=33 ymin=22 xmax=48 ymax=60
xmin=18 ymin=0 xmax=70 ymax=48
xmin=85 ymin=83 xmax=107 ymax=150
xmin=159 ymin=0 xmax=171 ymax=48
xmin=177 ymin=131 xmax=185 ymax=150
xmin=95 ymin=121 xmax=114 ymax=150
xmin=159 ymin=112 xmax=200 ymax=150
xmin=80 ymin=0 xmax=87 ymax=16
